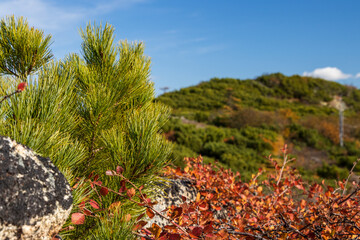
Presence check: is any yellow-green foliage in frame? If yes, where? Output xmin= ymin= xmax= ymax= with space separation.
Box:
xmin=0 ymin=17 xmax=172 ymax=239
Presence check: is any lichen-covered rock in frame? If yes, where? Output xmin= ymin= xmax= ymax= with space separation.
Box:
xmin=0 ymin=136 xmax=72 ymax=240
xmin=145 ymin=177 xmax=231 ymax=229
xmin=145 ymin=178 xmax=197 ymax=228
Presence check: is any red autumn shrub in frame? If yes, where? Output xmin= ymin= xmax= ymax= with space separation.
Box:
xmin=146 ymin=147 xmax=360 ymax=239
xmin=71 ymin=145 xmax=360 ymax=239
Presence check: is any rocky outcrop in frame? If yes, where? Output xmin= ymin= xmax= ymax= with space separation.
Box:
xmin=0 ymin=136 xmax=72 ymax=240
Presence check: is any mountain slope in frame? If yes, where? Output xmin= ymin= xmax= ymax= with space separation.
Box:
xmin=157 ymin=73 xmax=360 ymax=181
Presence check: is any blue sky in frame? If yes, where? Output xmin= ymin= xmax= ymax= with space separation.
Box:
xmin=1 ymin=0 xmax=360 ymax=94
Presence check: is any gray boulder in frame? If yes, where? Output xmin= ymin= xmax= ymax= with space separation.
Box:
xmin=145 ymin=178 xmax=197 ymax=228
xmin=0 ymin=136 xmax=72 ymax=240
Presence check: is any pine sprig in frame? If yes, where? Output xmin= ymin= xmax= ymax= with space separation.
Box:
xmin=0 ymin=15 xmax=53 ymax=80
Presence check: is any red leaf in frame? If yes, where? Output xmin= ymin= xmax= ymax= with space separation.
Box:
xmin=79 ymin=201 xmax=86 ymax=210
xmin=137 ymin=213 xmax=145 ymax=221
xmin=203 ymin=223 xmax=213 ymax=233
xmin=119 ymin=186 xmax=126 ymax=193
xmin=158 ymin=234 xmax=168 ymax=240
xmin=116 ymin=166 xmax=124 ymax=174
xmin=198 ymin=202 xmax=208 ymax=211
xmin=71 ymin=213 xmax=85 ymax=225
xmin=191 ymin=227 xmax=203 ymax=237
xmin=89 ymin=199 xmax=99 ymax=209
xmin=281 ymin=144 xmax=288 ymax=153
xmin=93 ymin=180 xmax=102 ymax=186
xmin=83 ymin=209 xmax=93 ymax=216
xmin=100 ymin=187 xmax=109 ymax=196
xmin=17 ymin=82 xmax=27 ymax=92
xmin=168 ymin=233 xmax=181 ymax=240
xmin=119 ymin=180 xmax=127 ymax=193
xmin=133 ymin=220 xmax=147 ymax=231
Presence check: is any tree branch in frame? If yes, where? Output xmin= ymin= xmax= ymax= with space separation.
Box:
xmin=0 ymin=89 xmax=21 ymax=105
xmin=1 ymin=65 xmax=19 ymax=78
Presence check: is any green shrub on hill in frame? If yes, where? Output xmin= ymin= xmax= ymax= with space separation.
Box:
xmin=158 ymin=73 xmax=360 ymax=116
xmin=317 ymin=163 xmax=348 ymax=180
xmin=162 ymin=118 xmax=280 ymax=180
xmin=157 ymin=73 xmax=360 ymax=183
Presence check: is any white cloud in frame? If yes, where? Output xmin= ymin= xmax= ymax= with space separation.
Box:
xmin=0 ymin=0 xmax=150 ymax=59
xmin=303 ymin=67 xmax=352 ymax=81
xmin=0 ymin=0 xmax=148 ymax=31
xmin=355 ymin=73 xmax=360 ymax=78
xmin=0 ymin=0 xmax=84 ymax=31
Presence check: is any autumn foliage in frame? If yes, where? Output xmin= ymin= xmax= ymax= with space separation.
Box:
xmin=71 ymin=146 xmax=360 ymax=239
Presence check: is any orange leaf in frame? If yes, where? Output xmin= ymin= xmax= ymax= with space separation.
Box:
xmin=109 ymin=201 xmax=122 ymax=211
xmin=71 ymin=213 xmax=85 ymax=225
xmin=146 ymin=208 xmax=155 ymax=219
xmin=127 ymin=188 xmax=136 ymax=199
xmin=170 ymin=207 xmax=183 ymax=219
xmin=124 ymin=214 xmax=132 ymax=222
xmin=195 ymin=192 xmax=201 ymax=203
xmin=212 ymin=205 xmax=221 ymax=211
xmin=148 ymin=223 xmax=162 ymax=239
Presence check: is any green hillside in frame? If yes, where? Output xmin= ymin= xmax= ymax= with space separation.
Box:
xmin=156 ymin=73 xmax=360 ymax=181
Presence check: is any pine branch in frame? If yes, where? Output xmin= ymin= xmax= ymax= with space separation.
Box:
xmin=0 ymin=16 xmax=53 ymax=78
xmin=85 ymin=113 xmax=103 ymax=171
xmin=0 ymin=64 xmax=20 ymax=78
xmin=26 ymin=49 xmax=37 ymax=76
xmin=0 ymin=89 xmax=21 ymax=105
